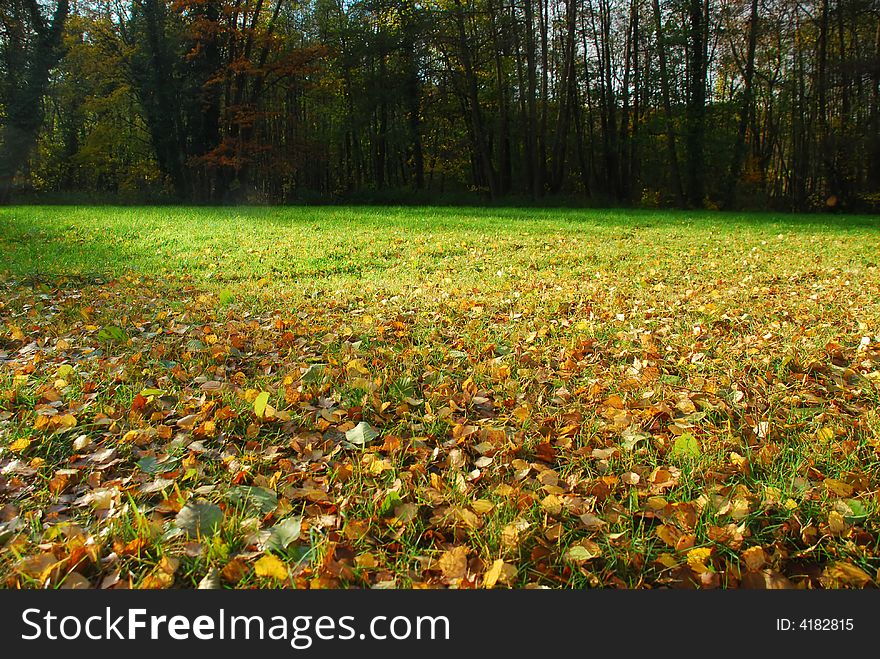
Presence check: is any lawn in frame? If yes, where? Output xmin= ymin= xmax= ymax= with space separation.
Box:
xmin=0 ymin=205 xmax=879 ymax=589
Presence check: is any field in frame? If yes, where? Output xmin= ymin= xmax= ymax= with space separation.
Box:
xmin=0 ymin=206 xmax=878 ymax=589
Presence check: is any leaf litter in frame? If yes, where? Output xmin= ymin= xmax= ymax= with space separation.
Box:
xmin=1 ymin=233 xmax=879 ymax=590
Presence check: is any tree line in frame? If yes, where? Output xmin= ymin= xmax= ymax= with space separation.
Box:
xmin=1 ymin=0 xmax=878 ymax=210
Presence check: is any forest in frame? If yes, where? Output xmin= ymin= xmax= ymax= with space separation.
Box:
xmin=1 ymin=0 xmax=878 ymax=210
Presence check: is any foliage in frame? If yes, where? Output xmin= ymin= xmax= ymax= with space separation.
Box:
xmin=2 ymin=0 xmax=878 ymax=208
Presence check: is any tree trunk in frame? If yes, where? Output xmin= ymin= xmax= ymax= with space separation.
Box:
xmin=490 ymin=0 xmax=511 ymax=194
xmin=453 ymin=0 xmax=497 ymax=197
xmin=725 ymin=0 xmax=759 ymax=208
xmin=550 ymin=0 xmax=576 ymax=193
xmin=525 ymin=0 xmax=539 ymax=197
xmin=651 ymin=0 xmax=685 ymax=206
xmin=685 ymin=0 xmax=708 ymax=207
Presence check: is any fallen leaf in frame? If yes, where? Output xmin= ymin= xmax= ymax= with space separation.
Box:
xmin=564 ymin=540 xmax=602 ymax=564
xmin=253 ymin=391 xmax=271 ymax=419
xmin=345 ymin=421 xmax=379 ymax=446
xmin=438 ymin=546 xmax=469 ymax=580
xmin=255 ymin=554 xmax=289 ymax=581
xmin=198 ymin=567 xmax=221 ymax=589
xmin=741 ymin=546 xmax=767 ymax=572
xmin=140 ymin=556 xmax=179 ymax=589
xmin=820 ymin=562 xmax=872 ymax=588
xmin=174 ymin=500 xmax=224 ymax=538
xmin=266 ymin=517 xmax=302 ymax=552
xmin=686 ymin=547 xmax=713 ymax=573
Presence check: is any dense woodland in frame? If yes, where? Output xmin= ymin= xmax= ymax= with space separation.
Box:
xmin=1 ymin=0 xmax=878 ymax=209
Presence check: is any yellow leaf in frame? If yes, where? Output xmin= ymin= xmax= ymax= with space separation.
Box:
xmin=253 ymin=391 xmax=270 ymax=419
xmin=254 ymin=554 xmax=288 ymax=581
xmin=346 ymin=359 xmax=369 ymax=377
xmin=501 ymin=523 xmax=522 ymax=549
xmin=513 ymin=404 xmax=531 ymax=423
xmin=824 ymin=479 xmax=854 ymax=497
xmin=686 ymin=547 xmax=713 ymax=573
xmin=540 ymin=494 xmax=562 ymax=516
xmin=494 ymin=484 xmax=515 ymax=497
xmin=815 ymin=427 xmax=835 ymax=442
xmin=121 ymin=430 xmax=140 ymax=444
xmin=828 ymin=510 xmax=848 ymax=535
xmin=730 ymin=498 xmax=751 ymax=520
xmin=57 ymin=414 xmax=77 ymax=429
xmin=10 ymin=438 xmax=31 ymax=452
xmin=564 ymin=540 xmax=602 ymax=564
xmin=483 ymin=559 xmax=505 ymax=589
xmin=140 ymin=556 xmax=179 ymax=589
xmin=472 ymin=499 xmax=495 ymax=514
xmin=367 ymin=456 xmax=393 ymax=475
xmin=656 ymin=524 xmax=681 ymax=548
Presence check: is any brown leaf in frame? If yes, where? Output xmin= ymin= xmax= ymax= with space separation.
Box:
xmin=139 ymin=556 xmax=179 ymax=589
xmin=221 ymin=558 xmax=249 ymax=584
xmin=820 ymin=562 xmax=872 ymax=588
xmin=438 ymin=546 xmax=469 ymax=580
xmin=741 ymin=546 xmax=768 ymax=572
xmin=741 ymin=569 xmax=794 ymax=589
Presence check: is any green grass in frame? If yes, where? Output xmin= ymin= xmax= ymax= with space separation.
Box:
xmin=0 ymin=205 xmax=878 ymax=589
xmin=2 ymin=205 xmax=878 ymax=294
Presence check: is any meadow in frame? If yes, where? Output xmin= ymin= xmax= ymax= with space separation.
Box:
xmin=0 ymin=206 xmax=878 ymax=589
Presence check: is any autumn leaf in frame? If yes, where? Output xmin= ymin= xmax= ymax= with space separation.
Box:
xmin=9 ymin=438 xmax=31 ymax=452
xmin=174 ymin=500 xmax=224 ymax=538
xmin=345 ymin=421 xmax=378 ymax=446
xmin=823 ymin=478 xmax=854 ymax=497
xmin=265 ymin=517 xmax=302 ymax=552
xmin=97 ymin=325 xmax=127 ymax=343
xmin=218 ymin=289 xmax=235 ymax=305
xmin=438 ymin=546 xmax=469 ymax=581
xmin=686 ymin=547 xmax=713 ymax=574
xmin=564 ymin=540 xmax=602 ymax=565
xmin=483 ymin=559 xmax=516 ymax=588
xmin=820 ymin=562 xmax=872 ymax=589
xmin=227 ymin=486 xmax=278 ymax=515
xmin=671 ymin=433 xmax=700 ymax=459
xmin=254 ymin=554 xmax=289 ymax=581
xmin=198 ymin=567 xmax=221 ymax=589
xmin=483 ymin=559 xmax=505 ymax=589
xmin=140 ymin=556 xmax=179 ymax=589
xmin=741 ymin=546 xmax=768 ymax=572
xmin=253 ymin=391 xmax=271 ymax=419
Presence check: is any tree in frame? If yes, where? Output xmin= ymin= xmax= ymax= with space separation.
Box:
xmin=0 ymin=0 xmax=70 ymax=203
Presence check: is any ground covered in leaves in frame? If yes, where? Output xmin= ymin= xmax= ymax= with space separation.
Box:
xmin=1 ymin=206 xmax=879 ymax=589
